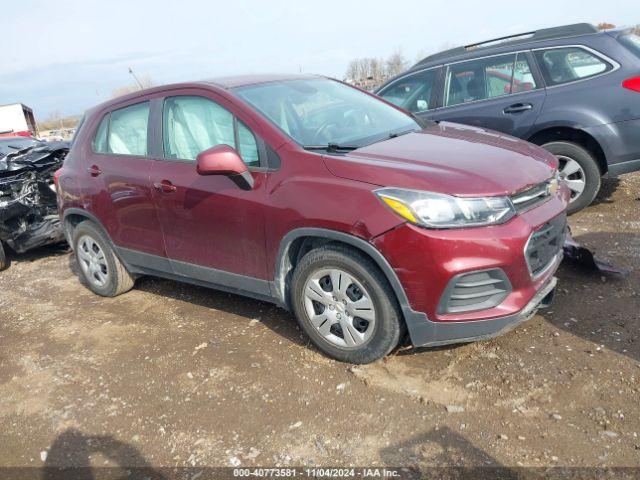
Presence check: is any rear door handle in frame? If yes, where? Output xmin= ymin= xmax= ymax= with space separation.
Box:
xmin=87 ymin=165 xmax=102 ymax=176
xmin=503 ymin=103 xmax=533 ymax=114
xmin=154 ymin=180 xmax=177 ymax=193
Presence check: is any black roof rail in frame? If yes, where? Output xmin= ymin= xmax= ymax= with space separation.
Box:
xmin=415 ymin=23 xmax=598 ymax=66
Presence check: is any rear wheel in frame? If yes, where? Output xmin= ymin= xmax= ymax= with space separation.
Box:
xmin=72 ymin=221 xmax=134 ymax=297
xmin=291 ymin=244 xmax=402 ymax=364
xmin=542 ymin=141 xmax=601 ymax=214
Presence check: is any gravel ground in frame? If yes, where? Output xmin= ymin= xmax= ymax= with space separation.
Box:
xmin=0 ymin=173 xmax=638 ymax=475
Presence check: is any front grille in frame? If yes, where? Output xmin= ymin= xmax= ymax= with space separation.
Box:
xmin=511 ymin=180 xmax=553 ymax=213
xmin=437 ymin=268 xmax=512 ymax=314
xmin=525 ymin=213 xmax=567 ymax=277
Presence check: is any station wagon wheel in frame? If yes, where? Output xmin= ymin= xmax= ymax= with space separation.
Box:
xmin=541 ymin=141 xmax=601 ymax=215
xmin=303 ymin=268 xmax=377 ymax=349
xmin=557 ymin=155 xmax=586 ymax=202
xmin=291 ymin=244 xmax=403 ymax=364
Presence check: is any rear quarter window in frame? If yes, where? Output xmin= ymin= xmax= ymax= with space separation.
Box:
xmin=534 ymin=47 xmax=613 ymax=86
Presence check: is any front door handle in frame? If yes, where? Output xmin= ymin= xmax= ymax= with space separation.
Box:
xmin=87 ymin=165 xmax=102 ymax=177
xmin=503 ymin=103 xmax=533 ymax=114
xmin=154 ymin=180 xmax=177 ymax=194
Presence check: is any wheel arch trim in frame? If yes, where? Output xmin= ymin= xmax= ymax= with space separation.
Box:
xmin=273 ymin=228 xmax=424 ymax=322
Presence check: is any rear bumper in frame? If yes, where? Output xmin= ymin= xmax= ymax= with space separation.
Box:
xmin=406 ymin=275 xmax=557 ymax=347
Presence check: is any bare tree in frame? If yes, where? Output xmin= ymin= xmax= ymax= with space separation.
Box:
xmin=385 ymin=49 xmax=408 ymax=78
xmin=111 ymin=75 xmax=155 ymax=98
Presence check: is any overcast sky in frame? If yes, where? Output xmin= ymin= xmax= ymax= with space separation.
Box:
xmin=0 ymin=0 xmax=636 ymax=120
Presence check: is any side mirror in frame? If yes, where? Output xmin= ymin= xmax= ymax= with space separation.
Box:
xmin=196 ymin=144 xmax=254 ymax=190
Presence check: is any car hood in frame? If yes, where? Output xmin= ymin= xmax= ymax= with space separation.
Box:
xmin=322 ymin=122 xmax=558 ymax=197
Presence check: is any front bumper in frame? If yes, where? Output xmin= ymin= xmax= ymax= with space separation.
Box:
xmin=406 ymin=276 xmax=557 ymax=347
xmin=371 ymin=188 xmax=568 ymax=348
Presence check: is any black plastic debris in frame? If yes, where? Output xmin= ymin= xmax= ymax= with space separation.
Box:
xmin=0 ymin=142 xmax=69 ymax=267
xmin=563 ymin=234 xmax=631 ymax=277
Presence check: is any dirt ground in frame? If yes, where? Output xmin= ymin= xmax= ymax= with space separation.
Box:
xmin=1 ymin=173 xmax=639 ymax=476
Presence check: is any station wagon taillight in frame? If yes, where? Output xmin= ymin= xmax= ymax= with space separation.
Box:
xmin=622 ymin=76 xmax=640 ymax=92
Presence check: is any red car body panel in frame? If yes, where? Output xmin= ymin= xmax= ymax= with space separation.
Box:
xmin=57 ymin=75 xmax=569 ymax=348
xmin=323 ymin=122 xmax=558 ymax=196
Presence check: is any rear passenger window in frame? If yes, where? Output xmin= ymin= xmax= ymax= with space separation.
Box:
xmin=92 ymin=114 xmax=109 ymax=153
xmin=378 ymin=69 xmax=438 ymax=113
xmin=163 ymin=96 xmax=260 ymax=167
xmin=445 ymin=54 xmax=516 ymax=106
xmin=534 ymin=47 xmax=612 ymax=86
xmin=108 ymin=102 xmax=150 ymax=156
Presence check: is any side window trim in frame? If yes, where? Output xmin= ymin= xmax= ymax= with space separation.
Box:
xmin=158 ymin=95 xmax=267 ymax=170
xmin=531 ymin=44 xmax=620 ymax=88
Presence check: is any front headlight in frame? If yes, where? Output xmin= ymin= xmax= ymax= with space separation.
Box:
xmin=375 ymin=188 xmax=516 ymax=229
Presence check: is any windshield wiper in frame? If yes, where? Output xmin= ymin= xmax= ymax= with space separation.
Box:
xmin=388 ymin=128 xmax=419 ymax=139
xmin=303 ymin=143 xmax=360 ymax=153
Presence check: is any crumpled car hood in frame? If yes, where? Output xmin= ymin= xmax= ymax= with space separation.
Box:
xmin=322 ymin=122 xmax=558 ymax=197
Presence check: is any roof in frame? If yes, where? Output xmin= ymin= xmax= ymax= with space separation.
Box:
xmin=203 ymin=73 xmax=321 ymax=89
xmin=413 ymin=23 xmax=600 ymax=69
xmin=84 ymin=73 xmax=325 ymax=115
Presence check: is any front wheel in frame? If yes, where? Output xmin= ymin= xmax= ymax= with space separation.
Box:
xmin=542 ymin=141 xmax=601 ymax=214
xmin=291 ymin=244 xmax=403 ymax=364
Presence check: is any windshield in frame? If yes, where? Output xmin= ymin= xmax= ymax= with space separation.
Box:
xmin=619 ymin=34 xmax=640 ymax=59
xmin=234 ymin=78 xmax=420 ymax=149
xmin=0 ymin=137 xmax=39 ymax=156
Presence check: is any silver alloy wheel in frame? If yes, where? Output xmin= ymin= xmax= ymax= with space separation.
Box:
xmin=303 ymin=268 xmax=376 ymax=349
xmin=557 ymin=155 xmax=586 ymax=203
xmin=77 ymin=235 xmax=109 ymax=288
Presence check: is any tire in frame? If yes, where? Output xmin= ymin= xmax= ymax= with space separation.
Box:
xmin=291 ymin=243 xmax=403 ymax=364
xmin=0 ymin=242 xmax=7 ymax=271
xmin=72 ymin=221 xmax=134 ymax=297
xmin=542 ymin=141 xmax=601 ymax=215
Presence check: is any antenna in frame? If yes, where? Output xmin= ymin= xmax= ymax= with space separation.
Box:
xmin=128 ymin=67 xmax=144 ymax=90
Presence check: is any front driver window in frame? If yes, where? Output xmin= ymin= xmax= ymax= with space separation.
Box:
xmin=379 ymin=69 xmax=437 ymax=113
xmin=163 ymin=96 xmax=259 ymax=167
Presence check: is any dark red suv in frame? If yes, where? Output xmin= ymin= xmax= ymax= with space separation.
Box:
xmin=56 ymin=74 xmax=570 ymax=363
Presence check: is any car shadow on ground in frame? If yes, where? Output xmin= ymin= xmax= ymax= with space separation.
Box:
xmin=42 ymin=428 xmax=166 ymax=480
xmin=590 ymin=176 xmax=621 ymax=207
xmin=135 ymin=274 xmax=310 ymax=349
xmin=548 ymin=230 xmax=639 ymax=363
xmin=1 ymin=242 xmax=68 ymax=270
xmin=62 ymin=228 xmax=637 ymax=365
xmin=378 ymin=426 xmax=516 ymax=478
